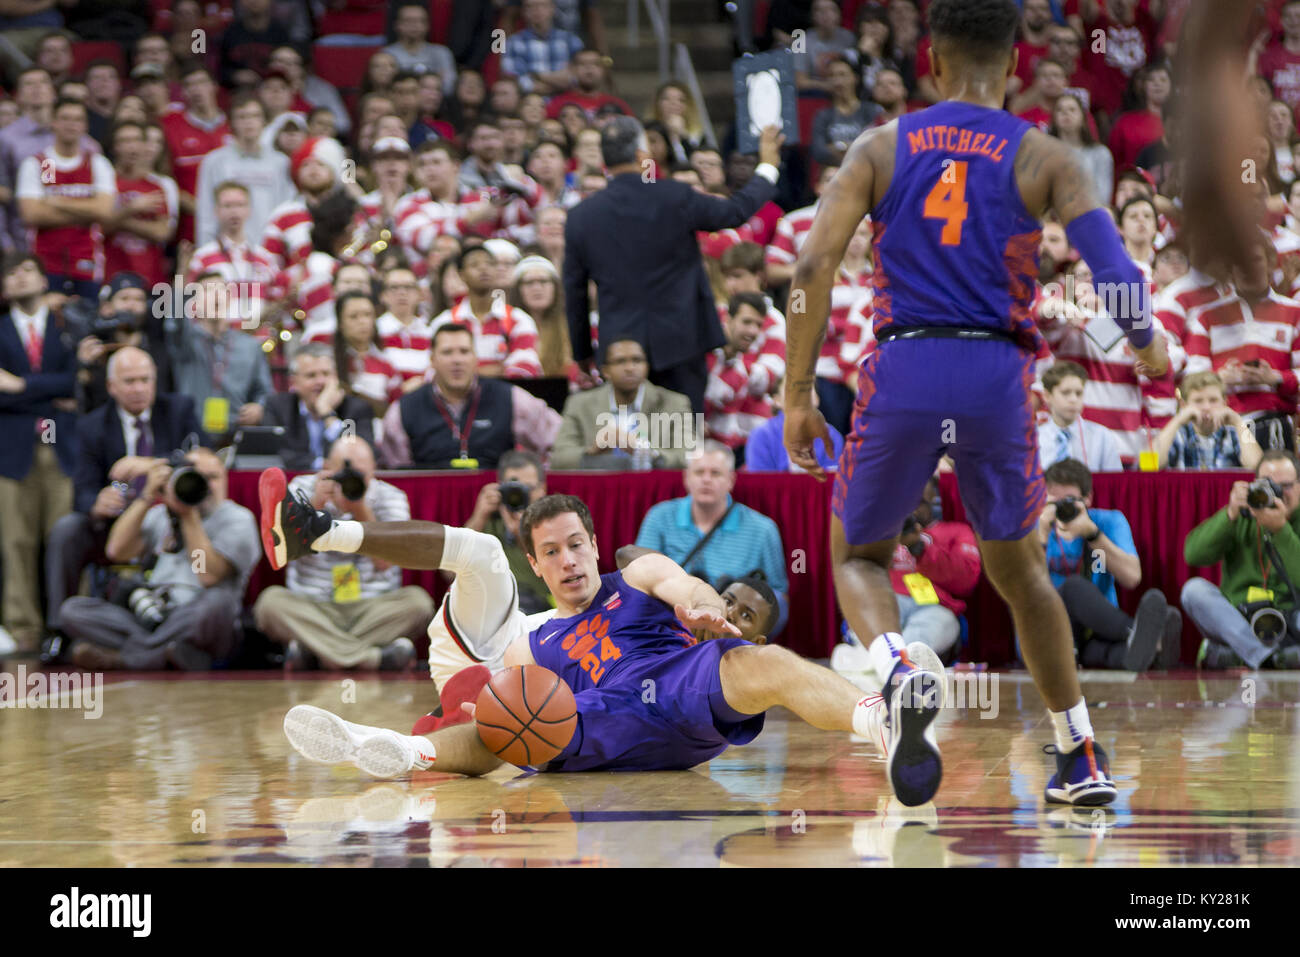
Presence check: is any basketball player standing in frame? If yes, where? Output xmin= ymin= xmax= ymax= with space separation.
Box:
xmin=784 ymin=0 xmax=1169 ymax=805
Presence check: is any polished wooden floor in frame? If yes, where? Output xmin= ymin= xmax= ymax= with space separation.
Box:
xmin=2 ymin=665 xmax=1298 ymax=867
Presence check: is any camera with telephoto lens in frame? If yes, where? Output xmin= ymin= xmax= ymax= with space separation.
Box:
xmin=1053 ymin=496 xmax=1083 ymax=524
xmin=497 ymin=480 xmax=532 ymax=513
xmin=1246 ymin=477 xmax=1286 ymax=511
xmin=167 ymin=450 xmax=209 ymax=506
xmin=1239 ymin=600 xmax=1288 ymax=645
xmin=90 ymin=310 xmax=143 ymax=339
xmin=328 ymin=459 xmax=366 ymax=502
xmin=110 ymin=575 xmax=172 ymax=630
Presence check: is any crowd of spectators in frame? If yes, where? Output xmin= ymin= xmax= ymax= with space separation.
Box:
xmin=1 ymin=0 xmax=1300 ymax=674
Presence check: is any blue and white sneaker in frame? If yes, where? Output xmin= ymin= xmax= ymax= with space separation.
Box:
xmin=881 ymin=649 xmax=944 ymax=807
xmin=1043 ymin=738 xmax=1117 ymax=806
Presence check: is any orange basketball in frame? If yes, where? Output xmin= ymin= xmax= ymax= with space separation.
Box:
xmin=475 ymin=665 xmax=577 ymax=768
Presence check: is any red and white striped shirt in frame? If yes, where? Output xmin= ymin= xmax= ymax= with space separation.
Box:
xmin=716 ymin=297 xmax=786 ymax=390
xmin=105 ymin=172 xmax=178 ymax=285
xmin=841 ymin=291 xmax=877 ymax=380
xmin=431 ymin=297 xmax=542 ymax=379
xmin=1038 ymin=284 xmax=1186 ymax=463
xmin=342 ymin=343 xmax=403 ymax=409
xmin=766 ymin=201 xmax=819 ymax=268
xmin=1184 ymin=289 xmax=1300 ymax=418
xmin=820 ymin=265 xmax=873 ymax=383
xmin=186 ymin=236 xmax=280 ymax=337
xmin=260 ymin=197 xmax=314 ymax=271
xmin=282 ymin=251 xmax=343 ymax=341
xmin=377 ymin=311 xmax=435 ymax=381
xmin=705 ymin=344 xmax=776 ymax=449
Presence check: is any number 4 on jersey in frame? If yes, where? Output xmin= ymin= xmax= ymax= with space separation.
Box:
xmin=924 ymin=159 xmax=969 ymax=246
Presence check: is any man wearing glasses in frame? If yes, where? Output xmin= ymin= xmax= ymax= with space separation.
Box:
xmin=1183 ymin=450 xmax=1300 ymax=670
xmin=1047 ymin=23 xmax=1109 ymax=119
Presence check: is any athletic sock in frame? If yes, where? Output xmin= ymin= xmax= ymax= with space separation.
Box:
xmin=868 ymin=632 xmax=907 ymax=682
xmin=851 ymin=694 xmax=884 ymax=738
xmin=311 ymin=519 xmax=363 ymax=553
xmin=1049 ymin=698 xmax=1094 ymax=754
xmin=406 ymin=735 xmax=435 ymax=770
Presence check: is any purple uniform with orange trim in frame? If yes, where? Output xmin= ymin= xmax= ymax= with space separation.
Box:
xmin=528 ymin=571 xmax=764 ymax=772
xmin=834 ymin=102 xmax=1048 ymax=544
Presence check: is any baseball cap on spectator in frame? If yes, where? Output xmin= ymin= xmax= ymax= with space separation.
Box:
xmin=595 ymin=101 xmax=629 ymax=118
xmin=290 ymin=136 xmax=346 ymax=186
xmin=372 ymin=136 xmax=411 ymax=157
xmin=483 ymin=238 xmax=521 ymax=265
xmin=102 ymin=272 xmax=148 ymax=300
xmin=512 ymin=255 xmax=558 ymax=283
xmin=262 ymin=66 xmax=294 ymax=85
xmin=130 ymin=63 xmax=165 ymax=82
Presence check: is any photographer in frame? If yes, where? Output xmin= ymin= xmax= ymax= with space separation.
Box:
xmin=44 ymin=346 xmax=200 ymax=656
xmin=833 ymin=478 xmax=981 ymax=688
xmin=69 ymin=271 xmax=169 ymax=412
xmin=1038 ymin=459 xmax=1177 ymax=671
xmin=59 ymin=447 xmax=260 ymax=671
xmin=253 ymin=436 xmax=432 ymax=670
xmin=1182 ymin=450 xmax=1300 ymax=669
xmin=465 ymin=450 xmax=551 ymax=613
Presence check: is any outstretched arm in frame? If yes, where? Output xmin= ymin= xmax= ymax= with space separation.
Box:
xmin=615 ymin=544 xmax=657 ymax=569
xmin=621 ymin=552 xmax=741 ymax=637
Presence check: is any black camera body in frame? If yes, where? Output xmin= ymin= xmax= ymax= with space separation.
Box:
xmin=497 ymin=480 xmax=532 ymax=513
xmin=1246 ymin=477 xmax=1285 ymax=511
xmin=1054 ymin=496 xmax=1083 ymax=524
xmin=167 ymin=449 xmax=209 ymax=506
xmin=328 ymin=459 xmax=367 ymax=502
xmin=91 ymin=310 xmax=144 ymax=340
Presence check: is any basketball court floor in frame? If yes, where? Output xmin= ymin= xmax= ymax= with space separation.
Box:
xmin=3 ymin=666 xmax=1297 ymax=867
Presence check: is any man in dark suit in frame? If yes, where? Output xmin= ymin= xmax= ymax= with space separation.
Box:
xmin=0 ymin=253 xmax=79 ymax=651
xmin=263 ymin=342 xmax=376 ymax=471
xmin=564 ymin=117 xmax=783 ymax=412
xmin=44 ymin=345 xmax=202 ymax=651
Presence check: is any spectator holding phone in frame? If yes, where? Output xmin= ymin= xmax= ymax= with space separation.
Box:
xmin=1182 ymin=450 xmax=1300 ymax=669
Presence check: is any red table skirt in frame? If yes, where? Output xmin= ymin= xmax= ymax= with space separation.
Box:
xmin=228 ymin=469 xmax=1241 ymax=664
xmin=939 ymin=470 xmax=1238 ymax=665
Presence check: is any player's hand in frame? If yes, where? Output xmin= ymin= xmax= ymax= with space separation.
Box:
xmin=459 ymin=701 xmax=477 ymax=719
xmin=1227 ymin=480 xmax=1251 ymax=521
xmin=784 ymin=401 xmax=833 ymax=481
xmin=674 ymin=603 xmax=742 ymax=638
xmin=1132 ymin=335 xmax=1168 ymax=378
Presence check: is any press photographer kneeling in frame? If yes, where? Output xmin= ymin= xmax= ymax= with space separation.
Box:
xmin=1182 ymin=450 xmax=1300 ymax=669
xmin=59 ymin=447 xmax=260 ymax=670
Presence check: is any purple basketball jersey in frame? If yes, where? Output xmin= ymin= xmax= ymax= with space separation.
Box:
xmin=871 ymin=102 xmax=1042 ymax=344
xmin=528 ymin=572 xmax=696 ymax=695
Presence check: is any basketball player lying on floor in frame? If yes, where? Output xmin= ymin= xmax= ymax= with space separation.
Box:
xmin=261 ymin=470 xmax=946 ymax=805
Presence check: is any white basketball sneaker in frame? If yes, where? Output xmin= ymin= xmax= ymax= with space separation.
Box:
xmin=879 ymin=643 xmax=945 ymax=807
xmin=284 ymin=704 xmax=434 ymax=779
